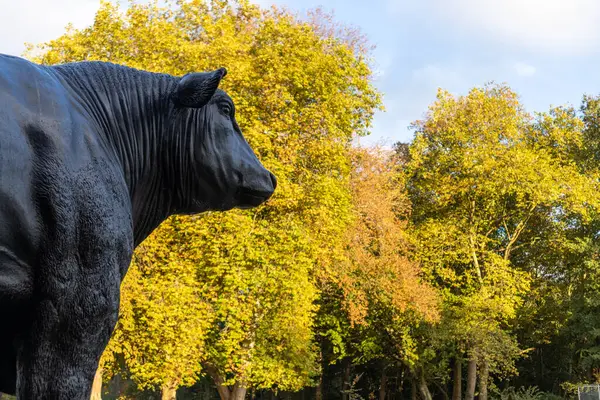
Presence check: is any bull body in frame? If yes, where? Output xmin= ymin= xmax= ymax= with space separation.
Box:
xmin=0 ymin=54 xmax=275 ymax=399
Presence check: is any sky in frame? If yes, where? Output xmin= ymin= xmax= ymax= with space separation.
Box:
xmin=2 ymin=0 xmax=600 ymax=146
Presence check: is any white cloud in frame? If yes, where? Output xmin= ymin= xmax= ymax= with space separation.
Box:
xmin=0 ymin=0 xmax=101 ymax=56
xmin=429 ymin=0 xmax=600 ymax=55
xmin=513 ymin=62 xmax=536 ymax=77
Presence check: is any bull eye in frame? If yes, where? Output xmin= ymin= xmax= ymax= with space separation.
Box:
xmin=219 ymin=102 xmax=232 ymax=116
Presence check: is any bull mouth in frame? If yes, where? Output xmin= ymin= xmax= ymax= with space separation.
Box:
xmin=236 ymin=188 xmax=273 ymax=209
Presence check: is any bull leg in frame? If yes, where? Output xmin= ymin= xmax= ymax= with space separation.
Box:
xmin=15 ymin=261 xmax=121 ymax=400
xmin=0 ymin=339 xmax=17 ymax=395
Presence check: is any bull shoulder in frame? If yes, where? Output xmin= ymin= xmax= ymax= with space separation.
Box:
xmin=0 ymin=55 xmax=134 ymax=280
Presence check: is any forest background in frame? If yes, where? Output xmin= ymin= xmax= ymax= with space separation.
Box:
xmin=3 ymin=0 xmax=600 ymax=399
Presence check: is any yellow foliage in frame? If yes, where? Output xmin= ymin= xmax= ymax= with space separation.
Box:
xmin=28 ymin=0 xmax=383 ymax=393
xmin=407 ymin=83 xmax=600 ymax=371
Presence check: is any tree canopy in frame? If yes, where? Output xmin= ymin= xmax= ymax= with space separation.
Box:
xmin=16 ymin=1 xmax=600 ymax=399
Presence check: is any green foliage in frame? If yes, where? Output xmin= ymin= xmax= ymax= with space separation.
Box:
xmin=404 ymin=83 xmax=600 ymax=392
xmin=493 ymin=386 xmax=547 ymax=400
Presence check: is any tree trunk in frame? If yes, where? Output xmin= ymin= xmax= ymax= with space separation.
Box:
xmin=342 ymin=359 xmax=351 ymax=400
xmin=161 ymin=382 xmax=178 ymax=400
xmin=90 ymin=366 xmax=102 ymax=400
xmin=465 ymin=359 xmax=477 ymax=400
xmin=379 ymin=367 xmax=387 ymax=400
xmin=316 ymin=349 xmax=324 ymax=400
xmin=539 ymin=348 xmax=545 ymax=383
xmin=316 ymin=371 xmax=323 ymax=400
xmin=433 ymin=381 xmax=450 ymax=400
xmin=205 ymin=366 xmax=247 ymax=400
xmin=452 ymin=358 xmax=462 ymax=400
xmin=232 ymin=384 xmax=247 ymax=400
xmin=398 ymin=367 xmax=405 ymax=396
xmin=214 ymin=380 xmax=231 ymax=400
xmin=411 ymin=378 xmax=417 ymax=400
xmin=417 ymin=368 xmax=433 ymax=400
xmin=478 ymin=360 xmax=489 ymax=400
xmin=206 ymin=366 xmax=231 ymax=400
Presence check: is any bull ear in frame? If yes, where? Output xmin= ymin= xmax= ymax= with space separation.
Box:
xmin=173 ymin=67 xmax=227 ymax=108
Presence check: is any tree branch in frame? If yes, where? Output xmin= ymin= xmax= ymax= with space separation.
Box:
xmin=204 ymin=364 xmax=231 ymax=400
xmin=503 ymin=204 xmax=537 ymax=260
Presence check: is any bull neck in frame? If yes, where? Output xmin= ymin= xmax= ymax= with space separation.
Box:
xmin=49 ymin=61 xmax=186 ymax=245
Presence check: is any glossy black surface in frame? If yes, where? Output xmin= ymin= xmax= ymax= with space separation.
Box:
xmin=0 ymin=54 xmax=275 ymax=398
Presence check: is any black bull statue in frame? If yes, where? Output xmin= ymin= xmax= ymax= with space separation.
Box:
xmin=0 ymin=54 xmax=277 ymax=399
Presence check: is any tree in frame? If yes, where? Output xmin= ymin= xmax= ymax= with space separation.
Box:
xmin=314 ymin=146 xmax=440 ymax=400
xmin=510 ymin=95 xmax=600 ymax=393
xmin=186 ymin=212 xmax=320 ymax=399
xmin=99 ymin=220 xmax=213 ymax=396
xmin=405 ymin=83 xmax=600 ymax=395
xmin=27 ymin=0 xmax=383 ymax=397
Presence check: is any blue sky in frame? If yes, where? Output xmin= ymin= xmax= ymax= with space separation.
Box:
xmin=3 ymin=0 xmax=600 ymax=146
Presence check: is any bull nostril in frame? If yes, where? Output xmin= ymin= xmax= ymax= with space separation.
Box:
xmin=269 ymin=173 xmax=277 ymax=191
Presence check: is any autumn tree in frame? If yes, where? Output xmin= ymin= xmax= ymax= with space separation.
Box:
xmin=27 ymin=0 xmax=383 ymax=398
xmin=406 ymin=84 xmax=600 ymax=398
xmin=314 ymin=146 xmax=440 ymax=400
xmin=508 ymin=94 xmax=600 ymax=394
xmin=99 ymin=221 xmax=214 ymax=398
